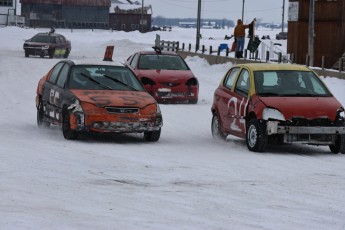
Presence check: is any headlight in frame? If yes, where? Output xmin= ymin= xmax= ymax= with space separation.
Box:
xmin=337 ymin=107 xmax=345 ymax=119
xmin=42 ymin=45 xmax=49 ymax=49
xmin=340 ymin=111 xmax=345 ymax=118
xmin=68 ymin=99 xmax=85 ymax=128
xmin=68 ymin=99 xmax=84 ymax=113
xmin=156 ymin=103 xmax=161 ymax=115
xmin=262 ymin=108 xmax=285 ymax=121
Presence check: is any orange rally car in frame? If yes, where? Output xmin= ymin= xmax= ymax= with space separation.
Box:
xmin=36 ymin=60 xmax=163 ymax=141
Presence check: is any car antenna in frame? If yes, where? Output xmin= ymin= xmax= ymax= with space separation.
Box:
xmin=49 ymin=27 xmax=55 ymax=35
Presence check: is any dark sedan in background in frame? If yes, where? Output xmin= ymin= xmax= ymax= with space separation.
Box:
xmin=23 ymin=30 xmax=71 ymax=58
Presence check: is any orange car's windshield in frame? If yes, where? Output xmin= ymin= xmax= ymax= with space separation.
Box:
xmin=68 ymin=65 xmax=145 ymax=91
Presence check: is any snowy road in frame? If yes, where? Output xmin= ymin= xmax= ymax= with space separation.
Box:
xmin=1 ymin=27 xmax=345 ymax=230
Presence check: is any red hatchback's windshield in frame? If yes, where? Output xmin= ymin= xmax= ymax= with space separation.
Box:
xmin=138 ymin=54 xmax=189 ymax=70
xmin=254 ymin=70 xmax=332 ymax=97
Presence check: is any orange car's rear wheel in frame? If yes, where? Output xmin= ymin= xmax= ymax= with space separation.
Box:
xmin=37 ymin=100 xmax=50 ymax=127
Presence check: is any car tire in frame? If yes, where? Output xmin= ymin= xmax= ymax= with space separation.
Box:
xmin=62 ymin=109 xmax=78 ymax=140
xmin=211 ymin=112 xmax=227 ymax=140
xmin=49 ymin=49 xmax=55 ymax=59
xmin=189 ymin=99 xmax=198 ymax=104
xmin=37 ymin=99 xmax=50 ymax=128
xmin=25 ymin=51 xmax=29 ymax=57
xmin=246 ymin=119 xmax=268 ymax=152
xmin=63 ymin=49 xmax=70 ymax=58
xmin=329 ymin=135 xmax=345 ymax=154
xmin=341 ymin=135 xmax=345 ymax=154
xmin=144 ymin=128 xmax=161 ymax=142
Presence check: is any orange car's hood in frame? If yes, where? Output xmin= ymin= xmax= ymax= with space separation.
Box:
xmin=258 ymin=96 xmax=342 ymax=120
xmin=136 ymin=69 xmax=195 ymax=81
xmin=71 ymin=90 xmax=156 ymax=108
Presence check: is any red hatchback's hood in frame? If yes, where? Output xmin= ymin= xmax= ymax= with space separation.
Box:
xmin=258 ymin=96 xmax=342 ymax=120
xmin=136 ymin=69 xmax=195 ymax=82
xmin=71 ymin=90 xmax=156 ymax=108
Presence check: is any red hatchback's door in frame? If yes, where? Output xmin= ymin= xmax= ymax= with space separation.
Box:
xmin=214 ymin=67 xmax=240 ymax=132
xmin=227 ymin=68 xmax=251 ymax=138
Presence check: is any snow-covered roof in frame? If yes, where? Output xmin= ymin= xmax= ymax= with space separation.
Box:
xmin=110 ymin=0 xmax=152 ymax=14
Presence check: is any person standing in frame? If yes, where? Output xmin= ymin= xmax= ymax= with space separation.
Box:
xmin=234 ymin=19 xmax=255 ymax=58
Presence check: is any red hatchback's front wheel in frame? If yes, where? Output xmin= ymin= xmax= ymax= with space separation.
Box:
xmin=246 ymin=119 xmax=268 ymax=152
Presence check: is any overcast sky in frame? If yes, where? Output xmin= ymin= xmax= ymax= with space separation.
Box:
xmin=145 ymin=0 xmax=288 ymax=23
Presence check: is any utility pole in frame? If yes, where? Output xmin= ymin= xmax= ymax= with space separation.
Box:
xmin=196 ymin=0 xmax=201 ymax=51
xmin=308 ymin=0 xmax=315 ymax=66
xmin=141 ymin=0 xmax=144 ymax=32
xmin=281 ymin=0 xmax=285 ymax=32
xmin=242 ymin=0 xmax=245 ymax=21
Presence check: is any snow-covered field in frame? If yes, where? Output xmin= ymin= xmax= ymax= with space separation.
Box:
xmin=1 ymin=26 xmax=345 ymax=230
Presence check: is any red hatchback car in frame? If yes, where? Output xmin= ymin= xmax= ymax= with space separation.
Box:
xmin=211 ymin=63 xmax=345 ymax=153
xmin=125 ymin=49 xmax=199 ymax=104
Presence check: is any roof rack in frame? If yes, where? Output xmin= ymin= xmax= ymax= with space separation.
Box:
xmin=152 ymin=46 xmax=162 ymax=54
xmin=49 ymin=27 xmax=55 ymax=35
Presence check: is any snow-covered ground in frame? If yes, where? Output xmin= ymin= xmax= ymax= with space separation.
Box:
xmin=1 ymin=26 xmax=345 ymax=230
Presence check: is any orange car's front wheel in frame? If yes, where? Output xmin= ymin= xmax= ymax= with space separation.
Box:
xmin=62 ymin=109 xmax=78 ymax=140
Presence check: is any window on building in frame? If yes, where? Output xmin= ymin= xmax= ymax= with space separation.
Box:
xmin=0 ymin=0 xmax=13 ymax=6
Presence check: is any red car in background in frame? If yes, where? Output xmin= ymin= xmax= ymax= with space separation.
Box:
xmin=211 ymin=63 xmax=345 ymax=153
xmin=125 ymin=48 xmax=199 ymax=104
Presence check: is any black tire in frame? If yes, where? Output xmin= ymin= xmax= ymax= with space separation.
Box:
xmin=329 ymin=135 xmax=341 ymax=154
xmin=49 ymin=49 xmax=55 ymax=59
xmin=246 ymin=119 xmax=268 ymax=152
xmin=62 ymin=110 xmax=78 ymax=140
xmin=341 ymin=135 xmax=345 ymax=154
xmin=25 ymin=51 xmax=29 ymax=57
xmin=144 ymin=128 xmax=161 ymax=142
xmin=37 ymin=99 xmax=50 ymax=128
xmin=189 ymin=99 xmax=198 ymax=104
xmin=329 ymin=135 xmax=345 ymax=154
xmin=63 ymin=49 xmax=70 ymax=58
xmin=211 ymin=112 xmax=227 ymax=140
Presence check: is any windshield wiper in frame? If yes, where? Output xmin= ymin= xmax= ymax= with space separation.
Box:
xmin=80 ymin=73 xmax=112 ymax=90
xmin=258 ymin=92 xmax=281 ymax=96
xmin=293 ymin=93 xmax=319 ymax=97
xmin=103 ymin=74 xmax=138 ymax=91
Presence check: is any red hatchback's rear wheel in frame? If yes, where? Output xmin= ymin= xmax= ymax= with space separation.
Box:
xmin=211 ymin=112 xmax=227 ymax=140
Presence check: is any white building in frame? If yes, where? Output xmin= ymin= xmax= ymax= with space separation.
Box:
xmin=0 ymin=0 xmax=18 ymax=26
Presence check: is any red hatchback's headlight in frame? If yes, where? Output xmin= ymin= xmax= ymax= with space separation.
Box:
xmin=141 ymin=77 xmax=156 ymax=85
xmin=186 ymin=78 xmax=198 ymax=86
